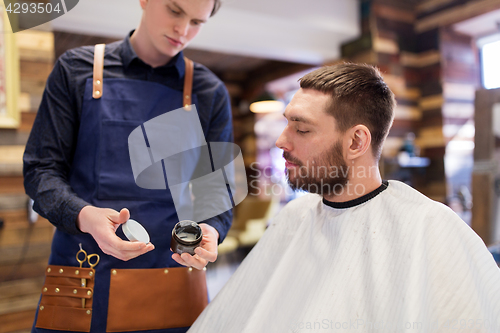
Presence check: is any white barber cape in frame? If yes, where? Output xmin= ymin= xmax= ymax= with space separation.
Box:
xmin=189 ymin=180 xmax=500 ymax=332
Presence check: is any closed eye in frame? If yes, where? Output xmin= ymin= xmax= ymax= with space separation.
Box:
xmin=168 ymin=6 xmax=181 ymax=15
xmin=296 ymin=130 xmax=309 ymax=134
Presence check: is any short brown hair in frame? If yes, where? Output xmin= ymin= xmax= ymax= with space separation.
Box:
xmin=211 ymin=0 xmax=221 ymax=16
xmin=299 ymin=63 xmax=395 ymax=160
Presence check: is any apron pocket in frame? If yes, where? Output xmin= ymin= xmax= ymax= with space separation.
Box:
xmin=98 ymin=119 xmax=170 ymax=202
xmin=106 ymin=267 xmax=208 ymax=332
xmin=36 ymin=265 xmax=95 ymax=332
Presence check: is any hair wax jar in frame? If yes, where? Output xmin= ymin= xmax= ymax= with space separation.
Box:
xmin=171 ymin=220 xmax=203 ymax=255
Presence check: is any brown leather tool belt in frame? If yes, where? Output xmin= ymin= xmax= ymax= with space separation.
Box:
xmin=106 ymin=267 xmax=208 ymax=332
xmin=36 ymin=265 xmax=95 ymax=332
xmin=36 ymin=266 xmax=208 ymax=332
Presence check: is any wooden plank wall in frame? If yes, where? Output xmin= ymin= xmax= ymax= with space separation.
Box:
xmin=472 ymin=88 xmax=500 ymax=244
xmin=341 ymin=0 xmax=447 ymax=200
xmin=415 ymin=0 xmax=500 ymax=33
xmin=416 ymin=0 xmax=500 ymax=217
xmin=0 ymin=29 xmax=55 ymax=333
xmin=417 ymin=0 xmax=487 ymax=205
xmin=440 ymin=26 xmax=479 ymax=200
xmin=340 ymin=0 xmax=500 ymax=203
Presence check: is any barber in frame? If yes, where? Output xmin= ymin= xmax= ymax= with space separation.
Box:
xmin=23 ymin=0 xmax=232 ymax=332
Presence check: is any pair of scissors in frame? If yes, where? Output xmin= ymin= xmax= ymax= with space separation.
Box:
xmin=76 ymin=243 xmax=100 ymax=308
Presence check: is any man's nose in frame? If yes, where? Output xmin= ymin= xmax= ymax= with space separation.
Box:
xmin=175 ymin=19 xmax=189 ymax=37
xmin=276 ymin=128 xmax=290 ymax=151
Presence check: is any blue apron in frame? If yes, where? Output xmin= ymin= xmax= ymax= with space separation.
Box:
xmin=33 ymin=64 xmax=200 ymax=332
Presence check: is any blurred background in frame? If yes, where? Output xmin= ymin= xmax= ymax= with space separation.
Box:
xmin=1 ymin=0 xmax=500 ymax=331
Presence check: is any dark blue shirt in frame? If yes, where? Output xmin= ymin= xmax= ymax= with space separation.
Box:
xmin=23 ymin=32 xmax=233 ymax=238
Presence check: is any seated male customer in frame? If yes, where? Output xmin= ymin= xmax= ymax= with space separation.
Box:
xmin=188 ymin=63 xmax=500 ymax=332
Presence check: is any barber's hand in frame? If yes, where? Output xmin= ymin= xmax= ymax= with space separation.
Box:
xmin=171 ymin=223 xmax=219 ymax=270
xmin=77 ymin=206 xmax=154 ymax=261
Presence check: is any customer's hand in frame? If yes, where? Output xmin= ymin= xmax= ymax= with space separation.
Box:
xmin=171 ymin=223 xmax=219 ymax=270
xmin=77 ymin=206 xmax=154 ymax=261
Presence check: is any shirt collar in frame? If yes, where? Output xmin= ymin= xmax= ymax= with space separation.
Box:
xmin=120 ymin=30 xmax=186 ymax=78
xmin=322 ymin=180 xmax=389 ymax=209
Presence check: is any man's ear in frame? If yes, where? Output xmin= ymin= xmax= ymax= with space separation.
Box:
xmin=139 ymin=0 xmax=148 ymax=10
xmin=346 ymin=125 xmax=371 ymax=160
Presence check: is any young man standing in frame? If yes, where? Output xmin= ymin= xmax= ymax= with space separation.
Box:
xmin=188 ymin=63 xmax=500 ymax=332
xmin=24 ymin=0 xmax=232 ymax=332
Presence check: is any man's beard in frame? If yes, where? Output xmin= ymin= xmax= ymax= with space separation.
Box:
xmin=284 ymin=140 xmax=349 ymax=196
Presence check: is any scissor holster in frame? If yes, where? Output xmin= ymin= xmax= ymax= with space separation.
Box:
xmin=36 ymin=265 xmax=95 ymax=332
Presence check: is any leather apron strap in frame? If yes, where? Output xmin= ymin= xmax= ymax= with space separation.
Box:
xmin=92 ymin=44 xmax=195 ymax=110
xmin=183 ymin=56 xmax=194 ymax=111
xmin=92 ymin=44 xmax=105 ymax=99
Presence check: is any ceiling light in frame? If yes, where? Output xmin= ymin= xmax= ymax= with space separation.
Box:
xmin=249 ymin=91 xmax=285 ymax=113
